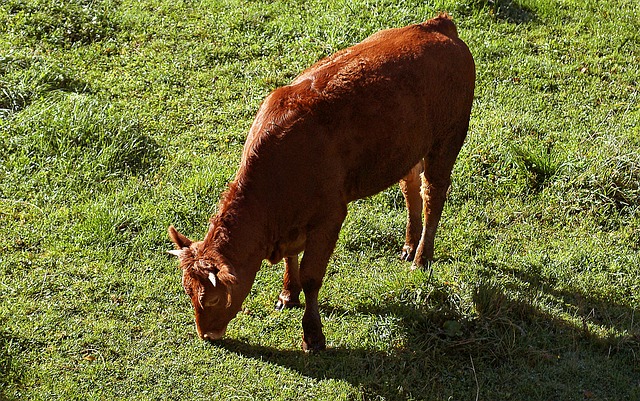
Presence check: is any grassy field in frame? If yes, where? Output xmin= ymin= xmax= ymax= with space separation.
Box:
xmin=1 ymin=0 xmax=639 ymax=399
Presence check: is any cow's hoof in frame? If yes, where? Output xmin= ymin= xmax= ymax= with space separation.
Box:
xmin=400 ymin=245 xmax=415 ymax=262
xmin=411 ymin=259 xmax=433 ymax=271
xmin=274 ymin=293 xmax=302 ymax=311
xmin=302 ymin=335 xmax=326 ymax=353
xmin=274 ymin=298 xmax=302 ymax=311
xmin=302 ymin=330 xmax=327 ymax=353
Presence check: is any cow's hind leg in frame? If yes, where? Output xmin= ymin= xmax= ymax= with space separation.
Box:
xmin=413 ymin=144 xmax=464 ymax=268
xmin=412 ymin=171 xmax=449 ymax=268
xmin=275 ymin=256 xmax=302 ymax=310
xmin=399 ymin=161 xmax=424 ymax=261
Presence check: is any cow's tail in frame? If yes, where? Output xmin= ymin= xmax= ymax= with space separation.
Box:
xmin=422 ymin=13 xmax=459 ymax=38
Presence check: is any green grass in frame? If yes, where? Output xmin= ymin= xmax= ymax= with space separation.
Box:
xmin=1 ymin=0 xmax=639 ymax=399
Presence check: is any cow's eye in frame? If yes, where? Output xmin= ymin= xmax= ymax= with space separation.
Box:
xmin=203 ymin=295 xmax=220 ymax=307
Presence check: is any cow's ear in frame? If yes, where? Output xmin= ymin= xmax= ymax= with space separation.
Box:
xmin=168 ymin=225 xmax=192 ymax=249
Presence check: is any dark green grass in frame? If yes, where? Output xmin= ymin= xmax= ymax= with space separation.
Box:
xmin=1 ymin=0 xmax=639 ymax=400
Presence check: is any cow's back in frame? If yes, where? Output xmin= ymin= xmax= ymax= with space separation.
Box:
xmin=239 ymin=15 xmax=474 ymax=212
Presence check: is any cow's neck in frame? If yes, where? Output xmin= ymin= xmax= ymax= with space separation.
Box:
xmin=204 ymin=182 xmax=270 ymax=275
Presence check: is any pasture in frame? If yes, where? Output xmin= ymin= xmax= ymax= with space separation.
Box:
xmin=1 ymin=0 xmax=639 ymax=399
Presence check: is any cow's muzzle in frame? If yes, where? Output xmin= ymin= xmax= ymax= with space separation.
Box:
xmin=201 ymin=328 xmax=227 ymax=341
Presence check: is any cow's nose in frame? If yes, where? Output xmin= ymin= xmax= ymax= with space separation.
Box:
xmin=202 ymin=328 xmax=226 ymax=341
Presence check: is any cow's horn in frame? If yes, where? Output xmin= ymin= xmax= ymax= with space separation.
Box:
xmin=208 ymin=272 xmax=217 ymax=287
xmin=167 ymin=249 xmax=184 ymax=257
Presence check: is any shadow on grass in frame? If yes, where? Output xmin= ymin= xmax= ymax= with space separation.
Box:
xmin=218 ymin=273 xmax=640 ymax=400
xmin=487 ymin=266 xmax=640 ymax=337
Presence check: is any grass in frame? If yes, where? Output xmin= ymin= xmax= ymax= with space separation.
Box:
xmin=1 ymin=0 xmax=639 ymax=399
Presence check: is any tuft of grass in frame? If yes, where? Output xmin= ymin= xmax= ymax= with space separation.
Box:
xmin=559 ymin=133 xmax=640 ymax=220
xmin=0 ymin=54 xmax=88 ymax=113
xmin=1 ymin=93 xmax=162 ymax=202
xmin=509 ymin=141 xmax=562 ymax=192
xmin=1 ymin=0 xmax=120 ymax=47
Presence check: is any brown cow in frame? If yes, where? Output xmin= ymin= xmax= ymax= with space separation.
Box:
xmin=168 ymin=14 xmax=475 ymax=351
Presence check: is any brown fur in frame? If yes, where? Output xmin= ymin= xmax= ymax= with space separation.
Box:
xmin=169 ymin=15 xmax=475 ymax=350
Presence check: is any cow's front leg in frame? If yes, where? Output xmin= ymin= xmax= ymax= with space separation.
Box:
xmin=299 ymin=211 xmax=345 ymax=352
xmin=275 ymin=256 xmax=302 ymax=310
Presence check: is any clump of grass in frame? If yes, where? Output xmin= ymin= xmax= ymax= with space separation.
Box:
xmin=1 ymin=0 xmax=120 ymax=47
xmin=510 ymin=141 xmax=562 ymax=192
xmin=455 ymin=0 xmax=537 ymax=23
xmin=0 ymin=55 xmax=88 ymax=114
xmin=552 ymin=134 xmax=640 ymax=223
xmin=1 ymin=93 xmax=161 ymax=199
xmin=473 ymin=279 xmax=509 ymax=320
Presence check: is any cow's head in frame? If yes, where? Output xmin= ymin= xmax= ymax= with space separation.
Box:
xmin=167 ymin=225 xmax=242 ymax=341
